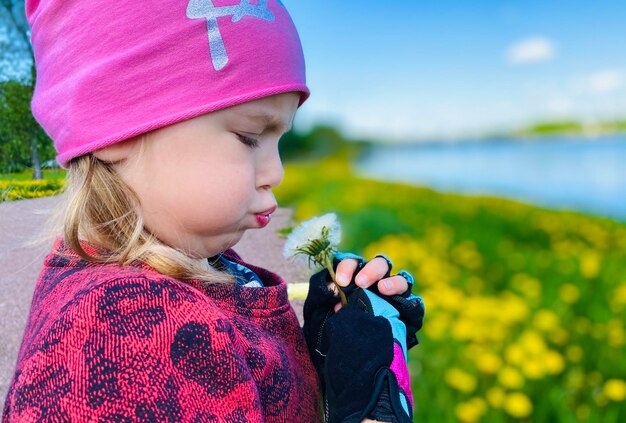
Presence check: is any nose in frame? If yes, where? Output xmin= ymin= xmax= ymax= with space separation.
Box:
xmin=258 ymin=147 xmax=284 ymax=189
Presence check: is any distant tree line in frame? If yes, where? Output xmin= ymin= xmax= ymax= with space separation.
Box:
xmin=279 ymin=124 xmax=370 ymax=162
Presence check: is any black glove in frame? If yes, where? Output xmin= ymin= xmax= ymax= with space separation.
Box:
xmin=332 ymin=252 xmax=425 ymax=349
xmin=303 ymin=266 xmax=424 ymax=423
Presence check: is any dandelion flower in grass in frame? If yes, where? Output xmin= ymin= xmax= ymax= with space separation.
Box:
xmin=503 ymin=392 xmax=533 ymax=418
xmin=283 ymin=213 xmax=346 ymax=304
xmin=603 ymin=379 xmax=626 ymax=402
xmin=444 ymin=368 xmax=477 ymax=393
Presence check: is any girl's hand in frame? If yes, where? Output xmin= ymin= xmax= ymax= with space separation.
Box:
xmin=302 ymin=271 xmax=418 ymax=423
xmin=332 ymin=254 xmax=408 ymax=312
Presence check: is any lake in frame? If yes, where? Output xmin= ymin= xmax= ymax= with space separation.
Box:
xmin=355 ymin=135 xmax=626 ymax=222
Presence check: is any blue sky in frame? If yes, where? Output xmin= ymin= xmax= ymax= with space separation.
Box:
xmin=285 ymin=1 xmax=626 ymax=141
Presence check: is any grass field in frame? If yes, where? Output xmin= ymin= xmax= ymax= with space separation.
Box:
xmin=275 ymin=158 xmax=626 ymax=422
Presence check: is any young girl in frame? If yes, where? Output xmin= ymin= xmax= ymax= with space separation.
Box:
xmin=4 ymin=1 xmax=424 ymax=422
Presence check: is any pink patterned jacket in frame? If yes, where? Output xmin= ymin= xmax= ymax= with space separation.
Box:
xmin=3 ymin=238 xmax=321 ymax=422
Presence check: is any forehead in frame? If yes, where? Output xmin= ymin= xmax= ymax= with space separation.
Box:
xmin=226 ymin=93 xmax=299 ymax=128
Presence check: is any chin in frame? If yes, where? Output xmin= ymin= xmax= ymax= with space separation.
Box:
xmin=222 ymin=232 xmax=246 ymax=251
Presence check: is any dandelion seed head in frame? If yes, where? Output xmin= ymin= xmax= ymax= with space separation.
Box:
xmin=283 ymin=213 xmax=341 ymax=268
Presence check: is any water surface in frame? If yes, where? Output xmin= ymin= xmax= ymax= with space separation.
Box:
xmin=356 ymin=135 xmax=626 ymax=221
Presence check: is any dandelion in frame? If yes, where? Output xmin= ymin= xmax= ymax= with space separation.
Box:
xmin=603 ymin=379 xmax=626 ymax=402
xmin=580 ymin=251 xmax=601 ymax=279
xmin=565 ymin=345 xmax=584 ymax=363
xmin=559 ymin=283 xmax=580 ymax=303
xmin=445 ymin=368 xmax=477 ymax=393
xmin=576 ymin=405 xmax=591 ymax=420
xmin=498 ymin=366 xmax=524 ymax=389
xmin=283 ymin=213 xmax=346 ymax=304
xmin=503 ymin=392 xmax=533 ymax=418
xmin=486 ymin=387 xmax=506 ymax=408
xmin=455 ymin=397 xmax=487 ymax=422
xmin=504 ymin=344 xmax=525 ymax=366
xmin=544 ymin=350 xmax=565 ymax=375
xmin=533 ymin=309 xmax=560 ymax=332
xmin=476 ymin=353 xmax=502 ymax=375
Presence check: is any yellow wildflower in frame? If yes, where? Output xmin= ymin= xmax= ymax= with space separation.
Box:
xmin=580 ymin=251 xmax=601 ymax=279
xmin=522 ymin=359 xmax=545 ymax=380
xmin=520 ymin=331 xmax=547 ymax=356
xmin=455 ymin=397 xmax=487 ymax=423
xmin=549 ymin=328 xmax=570 ymax=345
xmin=476 ymin=353 xmax=502 ymax=375
xmin=588 ymin=371 xmax=603 ymax=386
xmin=451 ymin=240 xmax=483 ymax=270
xmin=505 ymin=344 xmax=524 ymax=365
xmin=451 ymin=319 xmax=475 ymax=341
xmin=559 ymin=283 xmax=580 ymax=303
xmin=503 ymin=392 xmax=533 ymax=418
xmin=607 ymin=319 xmax=625 ymax=348
xmin=445 ymin=368 xmax=478 ymax=393
xmin=423 ymin=314 xmax=449 ymax=341
xmin=603 ymin=379 xmax=626 ymax=402
xmin=466 ymin=276 xmax=484 ymax=294
xmin=486 ymin=387 xmax=506 ymax=408
xmin=500 ymin=293 xmax=530 ymax=323
xmin=510 ymin=273 xmax=541 ymax=300
xmin=566 ymin=369 xmax=585 ymax=390
xmin=533 ymin=309 xmax=560 ymax=332
xmin=574 ymin=317 xmax=592 ymax=335
xmin=612 ymin=284 xmax=626 ymax=306
xmin=576 ymin=405 xmax=591 ymax=420
xmin=498 ymin=366 xmax=524 ymax=389
xmin=594 ymin=392 xmax=609 ymax=407
xmin=544 ymin=350 xmax=565 ymax=375
xmin=565 ymin=345 xmax=584 ymax=363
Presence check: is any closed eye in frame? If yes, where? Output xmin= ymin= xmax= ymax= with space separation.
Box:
xmin=236 ymin=133 xmax=260 ymax=148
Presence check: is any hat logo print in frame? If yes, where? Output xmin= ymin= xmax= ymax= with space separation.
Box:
xmin=187 ymin=0 xmax=285 ymax=71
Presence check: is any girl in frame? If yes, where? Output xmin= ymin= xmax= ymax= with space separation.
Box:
xmin=4 ymin=1 xmax=424 ymax=422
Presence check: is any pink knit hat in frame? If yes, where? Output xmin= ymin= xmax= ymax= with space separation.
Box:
xmin=25 ymin=0 xmax=309 ymax=168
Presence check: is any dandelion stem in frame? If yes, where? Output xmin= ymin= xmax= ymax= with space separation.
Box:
xmin=325 ymin=255 xmax=347 ymax=305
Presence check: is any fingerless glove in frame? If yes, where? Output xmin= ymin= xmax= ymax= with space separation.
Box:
xmin=303 ymin=256 xmax=425 ymax=423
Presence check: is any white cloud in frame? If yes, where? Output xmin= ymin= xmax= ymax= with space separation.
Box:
xmin=546 ymin=96 xmax=574 ymax=115
xmin=570 ymin=70 xmax=625 ymax=95
xmin=506 ymin=36 xmax=556 ymax=64
xmin=585 ymin=70 xmax=624 ymax=94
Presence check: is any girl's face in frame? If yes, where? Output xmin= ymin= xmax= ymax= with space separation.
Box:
xmin=98 ymin=92 xmax=300 ymax=259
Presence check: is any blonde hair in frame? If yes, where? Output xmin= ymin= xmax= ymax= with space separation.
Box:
xmin=34 ymin=151 xmax=235 ymax=285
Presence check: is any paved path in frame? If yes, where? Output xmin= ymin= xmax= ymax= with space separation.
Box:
xmin=0 ymin=195 xmax=309 ymax=409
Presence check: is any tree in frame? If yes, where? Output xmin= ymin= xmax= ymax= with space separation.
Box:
xmin=0 ymin=79 xmax=53 ymax=173
xmin=0 ymin=0 xmax=49 ymax=179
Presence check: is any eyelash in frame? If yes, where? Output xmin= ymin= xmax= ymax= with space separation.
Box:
xmin=236 ymin=133 xmax=260 ymax=148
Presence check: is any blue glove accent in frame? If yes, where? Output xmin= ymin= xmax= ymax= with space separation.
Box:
xmin=361 ymin=289 xmax=408 ymax=363
xmin=332 ymin=251 xmax=366 ymax=269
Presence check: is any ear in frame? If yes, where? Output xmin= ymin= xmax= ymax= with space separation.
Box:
xmin=92 ymin=135 xmax=144 ymax=164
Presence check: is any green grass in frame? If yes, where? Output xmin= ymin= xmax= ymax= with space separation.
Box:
xmin=0 ymin=168 xmax=66 ymax=182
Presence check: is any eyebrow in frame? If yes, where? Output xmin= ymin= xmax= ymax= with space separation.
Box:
xmin=241 ymin=112 xmax=293 ymax=133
